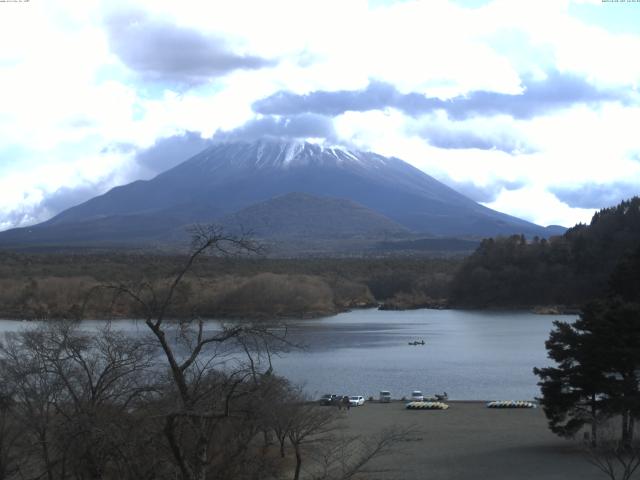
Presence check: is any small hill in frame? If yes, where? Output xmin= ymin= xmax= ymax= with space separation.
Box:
xmin=221 ymin=192 xmax=409 ymax=239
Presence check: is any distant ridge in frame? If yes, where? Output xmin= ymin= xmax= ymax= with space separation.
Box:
xmin=0 ymin=138 xmax=564 ymax=252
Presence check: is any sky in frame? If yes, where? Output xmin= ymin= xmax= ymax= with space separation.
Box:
xmin=0 ymin=0 xmax=639 ymax=231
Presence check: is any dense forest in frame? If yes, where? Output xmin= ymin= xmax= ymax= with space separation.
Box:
xmin=0 ymin=253 xmax=458 ymax=320
xmin=450 ymin=197 xmax=640 ymax=308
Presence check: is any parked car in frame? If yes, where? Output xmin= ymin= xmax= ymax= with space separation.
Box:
xmin=319 ymin=394 xmax=338 ymax=406
xmin=411 ymin=390 xmax=424 ymax=402
xmin=424 ymin=392 xmax=448 ymax=402
xmin=379 ymin=390 xmax=392 ymax=403
xmin=349 ymin=396 xmax=365 ymax=406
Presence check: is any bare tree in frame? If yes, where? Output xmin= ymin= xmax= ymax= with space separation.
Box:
xmin=0 ymin=322 xmax=157 ymax=480
xmin=1 ymin=328 xmax=66 ymax=480
xmin=286 ymin=400 xmax=342 ymax=480
xmin=309 ymin=426 xmax=417 ymax=480
xmin=85 ymin=225 xmax=290 ymax=480
xmin=282 ymin=396 xmax=417 ymax=480
xmin=584 ymin=421 xmax=640 ymax=480
xmin=0 ymin=386 xmax=21 ymax=480
xmin=268 ymin=386 xmax=297 ymax=459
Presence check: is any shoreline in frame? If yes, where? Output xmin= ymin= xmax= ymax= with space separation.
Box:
xmin=0 ymin=304 xmax=581 ymax=323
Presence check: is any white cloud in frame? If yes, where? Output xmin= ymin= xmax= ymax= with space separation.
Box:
xmin=480 ymin=0 xmax=640 ymax=87
xmin=484 ymin=186 xmax=596 ymax=227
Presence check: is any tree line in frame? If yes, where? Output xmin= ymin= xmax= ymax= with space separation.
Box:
xmin=0 ymin=251 xmax=459 ymax=320
xmin=451 ymin=197 xmax=640 ymax=308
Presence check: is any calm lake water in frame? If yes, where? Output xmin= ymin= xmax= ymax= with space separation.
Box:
xmin=0 ymin=308 xmax=576 ymax=401
xmin=270 ymin=309 xmax=574 ymax=401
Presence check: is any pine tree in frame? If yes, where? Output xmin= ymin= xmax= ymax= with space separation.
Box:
xmin=534 ymin=316 xmax=609 ymax=444
xmin=535 ymin=297 xmax=640 ymax=446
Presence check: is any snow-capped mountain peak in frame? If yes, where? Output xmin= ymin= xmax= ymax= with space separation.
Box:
xmin=24 ymin=137 xmax=555 ymax=243
xmin=194 ymin=138 xmax=381 ymax=171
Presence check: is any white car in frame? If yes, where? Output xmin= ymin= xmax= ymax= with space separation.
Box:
xmin=349 ymin=396 xmax=365 ymax=406
xmin=410 ymin=390 xmax=424 ymax=402
xmin=379 ymin=391 xmax=392 ymax=403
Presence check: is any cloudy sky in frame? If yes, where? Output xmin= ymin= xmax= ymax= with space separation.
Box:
xmin=1 ymin=0 xmax=639 ymax=231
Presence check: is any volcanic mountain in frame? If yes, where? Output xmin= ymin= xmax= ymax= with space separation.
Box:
xmin=0 ymin=139 xmax=563 ymax=251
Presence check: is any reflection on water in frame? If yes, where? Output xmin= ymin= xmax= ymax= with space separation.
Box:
xmin=0 ymin=308 xmax=575 ymax=401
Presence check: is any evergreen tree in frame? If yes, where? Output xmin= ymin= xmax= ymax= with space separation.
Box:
xmin=609 ymin=245 xmax=640 ymax=303
xmin=584 ymin=300 xmax=640 ymax=445
xmin=535 ymin=298 xmax=640 ymax=446
xmin=533 ymin=316 xmax=609 ymax=444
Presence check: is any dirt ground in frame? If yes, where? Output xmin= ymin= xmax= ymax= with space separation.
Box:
xmin=339 ymin=401 xmax=606 ymax=480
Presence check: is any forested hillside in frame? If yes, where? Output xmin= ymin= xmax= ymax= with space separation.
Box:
xmin=450 ymin=197 xmax=640 ymax=308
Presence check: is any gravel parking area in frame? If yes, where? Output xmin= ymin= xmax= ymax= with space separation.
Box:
xmin=340 ymin=401 xmax=604 ymax=480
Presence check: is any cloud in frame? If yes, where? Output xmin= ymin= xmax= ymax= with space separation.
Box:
xmin=0 ymin=209 xmax=44 ymax=232
xmin=0 ymin=132 xmax=213 ymax=231
xmin=40 ymin=182 xmax=113 ymax=220
xmin=418 ymin=126 xmax=535 ymax=154
xmin=253 ymin=70 xmax=630 ymax=120
xmin=446 ymin=179 xmax=526 ymax=203
xmin=485 ymin=186 xmax=596 ymax=227
xmin=443 ymin=70 xmax=630 ymax=120
xmin=551 ymin=183 xmax=640 ymax=209
xmin=213 ymin=113 xmax=337 ymax=143
xmin=253 ymin=81 xmax=439 ymax=117
xmin=0 ymin=179 xmax=114 ymax=231
xmin=105 ymin=10 xmax=275 ymax=85
xmin=130 ymin=131 xmax=212 ymax=177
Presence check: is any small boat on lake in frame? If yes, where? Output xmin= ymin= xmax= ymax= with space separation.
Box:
xmin=408 ymin=339 xmax=425 ymax=346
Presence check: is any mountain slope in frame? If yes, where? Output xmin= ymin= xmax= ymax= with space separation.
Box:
xmin=0 ymin=139 xmax=561 ymax=250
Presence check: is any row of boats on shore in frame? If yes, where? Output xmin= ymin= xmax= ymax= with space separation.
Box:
xmin=406 ymin=400 xmax=537 ymax=410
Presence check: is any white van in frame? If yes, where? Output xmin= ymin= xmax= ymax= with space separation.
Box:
xmin=379 ymin=390 xmax=392 ymax=403
xmin=411 ymin=390 xmax=424 ymax=401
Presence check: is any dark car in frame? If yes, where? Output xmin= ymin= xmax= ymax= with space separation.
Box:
xmin=319 ymin=394 xmax=338 ymax=406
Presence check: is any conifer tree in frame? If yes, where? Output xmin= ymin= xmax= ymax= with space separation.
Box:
xmin=535 ymin=246 xmax=640 ymax=446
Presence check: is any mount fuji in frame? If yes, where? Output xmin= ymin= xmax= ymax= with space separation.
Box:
xmin=0 ymin=139 xmax=563 ymax=252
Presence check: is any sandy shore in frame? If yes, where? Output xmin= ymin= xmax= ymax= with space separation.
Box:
xmin=340 ymin=401 xmax=603 ymax=480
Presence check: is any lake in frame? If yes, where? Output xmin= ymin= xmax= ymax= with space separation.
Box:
xmin=268 ymin=308 xmax=574 ymax=401
xmin=0 ymin=308 xmax=575 ymax=401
